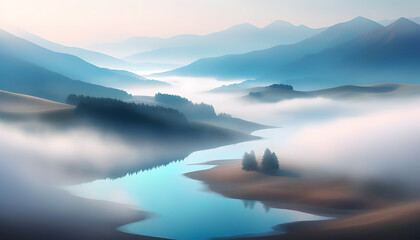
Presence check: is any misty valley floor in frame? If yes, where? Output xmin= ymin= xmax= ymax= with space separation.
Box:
xmin=0 ymin=107 xmax=263 ymax=240
xmin=2 ymin=95 xmax=420 ymax=240
xmin=2 ymin=12 xmax=420 ymax=239
xmin=2 ymin=87 xmax=420 ymax=240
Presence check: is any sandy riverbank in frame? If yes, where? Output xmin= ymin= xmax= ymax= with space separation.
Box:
xmin=185 ymin=160 xmax=420 ymax=239
xmin=234 ymin=201 xmax=420 ymax=240
xmin=186 ymin=160 xmax=397 ymax=216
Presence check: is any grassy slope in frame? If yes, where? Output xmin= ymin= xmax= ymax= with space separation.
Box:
xmin=0 ymin=90 xmax=74 ymax=113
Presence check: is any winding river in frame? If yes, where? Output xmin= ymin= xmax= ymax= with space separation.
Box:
xmin=67 ymin=128 xmax=328 ymax=240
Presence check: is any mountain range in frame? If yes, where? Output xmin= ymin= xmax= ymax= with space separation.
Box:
xmin=160 ymin=17 xmax=382 ymax=79
xmin=271 ymin=18 xmax=420 ymax=89
xmin=160 ymin=17 xmax=420 ymax=90
xmin=2 ymin=16 xmax=420 ymax=101
xmin=0 ymin=29 xmax=166 ymax=89
xmin=89 ymin=20 xmax=324 ymax=65
xmin=12 ymin=30 xmax=181 ymax=72
xmin=0 ymin=52 xmax=130 ymax=102
xmin=13 ymin=29 xmax=131 ymax=70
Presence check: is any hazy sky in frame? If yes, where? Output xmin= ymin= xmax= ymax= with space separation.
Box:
xmin=1 ymin=0 xmax=419 ymax=45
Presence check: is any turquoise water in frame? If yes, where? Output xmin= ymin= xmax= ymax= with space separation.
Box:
xmin=67 ymin=129 xmax=328 ymax=240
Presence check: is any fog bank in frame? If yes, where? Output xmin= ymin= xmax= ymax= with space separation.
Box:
xmin=278 ymin=104 xmax=420 ymax=189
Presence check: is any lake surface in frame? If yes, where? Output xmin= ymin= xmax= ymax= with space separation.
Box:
xmin=67 ymin=128 xmax=329 ymax=240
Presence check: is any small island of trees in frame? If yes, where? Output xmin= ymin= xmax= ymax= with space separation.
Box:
xmin=242 ymin=148 xmax=279 ymax=172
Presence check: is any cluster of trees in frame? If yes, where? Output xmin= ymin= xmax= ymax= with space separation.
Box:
xmin=217 ymin=112 xmax=232 ymax=118
xmin=154 ymin=93 xmax=191 ymax=105
xmin=66 ymin=94 xmax=188 ymax=126
xmin=242 ymin=148 xmax=279 ymax=172
xmin=155 ymin=93 xmax=217 ymax=119
xmin=249 ymin=84 xmax=294 ymax=99
xmin=154 ymin=93 xmax=232 ymax=120
xmin=248 ymin=91 xmax=263 ymax=98
xmin=268 ymin=84 xmax=293 ymax=90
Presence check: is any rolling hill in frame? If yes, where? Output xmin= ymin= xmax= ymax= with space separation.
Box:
xmin=129 ymin=93 xmax=270 ymax=134
xmin=244 ymin=83 xmax=420 ymax=102
xmin=14 ymin=30 xmax=131 ymax=69
xmin=159 ymin=17 xmax=383 ymax=79
xmin=0 ymin=90 xmax=74 ymax=114
xmin=0 ymin=29 xmax=167 ymax=89
xmin=0 ymin=53 xmax=130 ymax=102
xmin=63 ymin=95 xmax=259 ymax=158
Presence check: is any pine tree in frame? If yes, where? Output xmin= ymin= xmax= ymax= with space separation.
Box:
xmin=271 ymin=152 xmax=279 ymax=170
xmin=261 ymin=148 xmax=279 ymax=172
xmin=242 ymin=150 xmax=258 ymax=171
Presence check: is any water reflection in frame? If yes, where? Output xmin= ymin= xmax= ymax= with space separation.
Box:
xmin=242 ymin=200 xmax=256 ymax=210
xmin=67 ymin=129 xmax=328 ymax=240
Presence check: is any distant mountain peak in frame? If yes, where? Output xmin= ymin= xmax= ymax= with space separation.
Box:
xmin=323 ymin=16 xmax=382 ymax=35
xmin=376 ymin=17 xmax=420 ymax=40
xmin=296 ymin=24 xmax=312 ymax=30
xmin=388 ymin=17 xmax=420 ymax=30
xmin=395 ymin=17 xmax=415 ymax=23
xmin=227 ymin=23 xmax=258 ymax=31
xmin=353 ymin=16 xmax=371 ymax=21
xmin=346 ymin=16 xmax=380 ymax=26
xmin=264 ymin=20 xmax=296 ymax=29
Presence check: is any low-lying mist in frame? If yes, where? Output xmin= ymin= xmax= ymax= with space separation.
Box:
xmin=115 ymin=76 xmax=420 ymax=193
xmin=0 ymin=120 xmax=144 ymax=184
xmin=277 ymin=103 xmax=420 ymax=192
xmin=0 ymin=118 xmax=214 ymax=185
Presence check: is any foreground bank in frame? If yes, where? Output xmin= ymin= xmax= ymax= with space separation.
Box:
xmin=186 ymin=160 xmax=420 ymax=239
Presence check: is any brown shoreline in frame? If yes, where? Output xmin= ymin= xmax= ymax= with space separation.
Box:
xmin=232 ymin=201 xmax=420 ymax=240
xmin=185 ymin=160 xmax=393 ymax=217
xmin=185 ymin=159 xmax=420 ymax=240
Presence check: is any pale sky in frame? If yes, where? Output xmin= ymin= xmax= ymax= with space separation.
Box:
xmin=1 ymin=0 xmax=419 ymax=46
